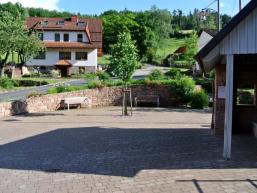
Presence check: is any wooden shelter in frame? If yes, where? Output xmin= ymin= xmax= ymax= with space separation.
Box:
xmin=196 ymin=0 xmax=257 ymax=159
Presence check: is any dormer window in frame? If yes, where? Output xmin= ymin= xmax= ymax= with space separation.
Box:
xmin=77 ymin=34 xmax=83 ymax=42
xmin=41 ymin=20 xmax=48 ymax=27
xmin=57 ymin=21 xmax=64 ymax=25
xmin=77 ymin=21 xmax=85 ymax=26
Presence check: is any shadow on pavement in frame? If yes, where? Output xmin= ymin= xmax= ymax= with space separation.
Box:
xmin=0 ymin=126 xmax=256 ymax=177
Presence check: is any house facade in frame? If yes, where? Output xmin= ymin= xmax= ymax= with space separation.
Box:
xmin=26 ymin=16 xmax=102 ymax=77
xmin=196 ymin=0 xmax=257 ymax=159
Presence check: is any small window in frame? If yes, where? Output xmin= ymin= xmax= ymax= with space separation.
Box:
xmin=41 ymin=21 xmax=48 ymax=27
xmin=77 ymin=21 xmax=85 ymax=26
xmin=63 ymin=34 xmax=69 ymax=42
xmin=57 ymin=21 xmax=64 ymax=25
xmin=77 ymin=34 xmax=83 ymax=42
xmin=59 ymin=52 xmax=71 ymax=60
xmin=34 ymin=52 xmax=46 ymax=60
xmin=76 ymin=52 xmax=88 ymax=60
xmin=38 ymin=33 xmax=44 ymax=41
xmin=55 ymin=33 xmax=60 ymax=42
xmin=237 ymin=84 xmax=255 ymax=106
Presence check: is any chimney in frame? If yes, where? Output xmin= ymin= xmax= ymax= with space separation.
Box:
xmin=71 ymin=15 xmax=78 ymax=22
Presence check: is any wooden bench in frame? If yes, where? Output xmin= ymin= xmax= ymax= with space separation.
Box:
xmin=61 ymin=97 xmax=91 ymax=110
xmin=134 ymin=95 xmax=160 ymax=107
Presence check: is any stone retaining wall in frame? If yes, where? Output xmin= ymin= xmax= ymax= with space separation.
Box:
xmin=0 ymin=85 xmax=176 ymax=117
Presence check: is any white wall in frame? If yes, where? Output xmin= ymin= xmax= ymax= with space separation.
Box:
xmin=220 ymin=8 xmax=257 ymax=55
xmin=43 ymin=31 xmax=89 ymax=42
xmin=26 ymin=49 xmax=97 ymax=67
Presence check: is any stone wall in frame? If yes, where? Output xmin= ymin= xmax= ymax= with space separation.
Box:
xmin=0 ymin=85 xmax=176 ymax=117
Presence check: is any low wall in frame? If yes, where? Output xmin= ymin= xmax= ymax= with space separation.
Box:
xmin=0 ymin=85 xmax=176 ymax=117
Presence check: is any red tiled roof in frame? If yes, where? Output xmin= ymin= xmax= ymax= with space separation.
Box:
xmin=26 ymin=17 xmax=103 ymax=51
xmin=44 ymin=42 xmax=97 ymax=49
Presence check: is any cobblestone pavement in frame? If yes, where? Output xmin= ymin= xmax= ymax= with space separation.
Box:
xmin=0 ymin=107 xmax=256 ymax=193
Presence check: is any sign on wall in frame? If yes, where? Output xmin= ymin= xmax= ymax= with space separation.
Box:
xmin=218 ymin=86 xmax=226 ymax=99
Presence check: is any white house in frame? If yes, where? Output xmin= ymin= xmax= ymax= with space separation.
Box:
xmin=194 ymin=29 xmax=217 ymax=73
xmin=26 ymin=16 xmax=103 ymax=77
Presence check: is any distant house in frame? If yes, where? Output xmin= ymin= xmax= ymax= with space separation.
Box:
xmin=26 ymin=16 xmax=103 ymax=77
xmin=198 ymin=29 xmax=217 ymax=50
xmin=196 ymin=0 xmax=257 ymax=159
xmin=194 ymin=29 xmax=217 ymax=73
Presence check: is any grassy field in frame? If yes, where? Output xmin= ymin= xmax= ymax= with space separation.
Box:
xmin=154 ymin=38 xmax=186 ymax=64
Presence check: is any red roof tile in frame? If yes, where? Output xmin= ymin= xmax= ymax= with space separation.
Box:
xmin=26 ymin=17 xmax=103 ymax=51
xmin=44 ymin=42 xmax=97 ymax=49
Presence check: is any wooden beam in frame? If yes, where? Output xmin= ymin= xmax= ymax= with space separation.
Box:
xmin=223 ymin=54 xmax=234 ymax=159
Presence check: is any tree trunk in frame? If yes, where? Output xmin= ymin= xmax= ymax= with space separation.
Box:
xmin=0 ymin=66 xmax=4 ymax=77
xmin=122 ymin=86 xmax=129 ymax=116
xmin=0 ymin=52 xmax=10 ymax=77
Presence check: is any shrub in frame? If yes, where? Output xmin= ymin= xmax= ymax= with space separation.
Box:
xmin=237 ymin=90 xmax=254 ymax=104
xmin=148 ymin=69 xmax=164 ymax=80
xmin=16 ymin=80 xmax=48 ymax=87
xmin=96 ymin=71 xmax=111 ymax=81
xmin=47 ymin=87 xmax=58 ymax=94
xmin=50 ymin=69 xmax=60 ymax=78
xmin=165 ymin=68 xmax=182 ymax=78
xmin=83 ymin=73 xmax=98 ymax=81
xmin=0 ymin=77 xmax=18 ymax=89
xmin=170 ymin=76 xmax=195 ymax=105
xmin=190 ymin=90 xmax=209 ymax=109
xmin=194 ymin=78 xmax=213 ymax=94
xmin=87 ymin=80 xmax=105 ymax=89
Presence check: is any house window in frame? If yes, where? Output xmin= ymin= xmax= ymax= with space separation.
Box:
xmin=63 ymin=34 xmax=69 ymax=42
xmin=77 ymin=34 xmax=83 ymax=42
xmin=77 ymin=21 xmax=85 ymax=26
xmin=34 ymin=52 xmax=46 ymax=60
xmin=237 ymin=84 xmax=255 ymax=106
xmin=75 ymin=52 xmax=88 ymax=60
xmin=41 ymin=21 xmax=48 ymax=27
xmin=59 ymin=52 xmax=71 ymax=60
xmin=38 ymin=33 xmax=44 ymax=41
xmin=55 ymin=33 xmax=60 ymax=42
xmin=57 ymin=20 xmax=64 ymax=25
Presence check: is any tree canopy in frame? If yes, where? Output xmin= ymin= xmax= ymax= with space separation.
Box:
xmin=109 ymin=32 xmax=138 ymax=82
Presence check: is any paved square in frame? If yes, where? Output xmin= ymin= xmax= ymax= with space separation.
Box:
xmin=0 ymin=107 xmax=256 ymax=193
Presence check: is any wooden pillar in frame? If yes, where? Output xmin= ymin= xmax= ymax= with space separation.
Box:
xmin=223 ymin=54 xmax=234 ymax=159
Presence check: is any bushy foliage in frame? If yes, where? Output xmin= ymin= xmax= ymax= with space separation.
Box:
xmin=237 ymin=90 xmax=254 ymax=105
xmin=96 ymin=71 xmax=111 ymax=81
xmin=16 ymin=79 xmax=48 ymax=87
xmin=190 ymin=90 xmax=209 ymax=109
xmin=184 ymin=31 xmax=198 ymax=66
xmin=170 ymin=76 xmax=195 ymax=105
xmin=147 ymin=69 xmax=164 ymax=80
xmin=50 ymin=70 xmax=60 ymax=78
xmin=165 ymin=68 xmax=182 ymax=78
xmin=109 ymin=32 xmax=138 ymax=82
xmin=0 ymin=77 xmax=18 ymax=89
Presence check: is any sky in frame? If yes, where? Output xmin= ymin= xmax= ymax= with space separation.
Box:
xmin=0 ymin=0 xmax=252 ymax=16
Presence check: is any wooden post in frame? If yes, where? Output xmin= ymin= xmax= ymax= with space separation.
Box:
xmin=223 ymin=54 xmax=234 ymax=159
